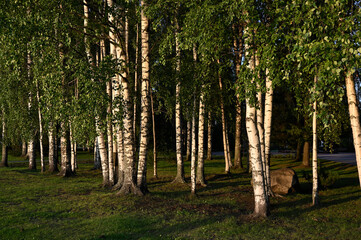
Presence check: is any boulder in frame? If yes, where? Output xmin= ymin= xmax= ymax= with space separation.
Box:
xmin=270 ymin=168 xmax=299 ymax=195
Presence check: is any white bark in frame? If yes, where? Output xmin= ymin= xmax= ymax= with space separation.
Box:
xmin=70 ymin=123 xmax=76 ymax=173
xmin=48 ymin=125 xmax=58 ymax=172
xmin=218 ymin=71 xmax=230 ymax=173
xmin=312 ymin=75 xmax=319 ymax=206
xmin=173 ymin=15 xmax=185 ymax=183
xmin=36 ymin=79 xmax=44 ymax=172
xmin=191 ymin=96 xmax=197 ymax=194
xmin=207 ymin=112 xmax=212 ymax=161
xmin=264 ymin=69 xmax=273 ymax=195
xmin=197 ymin=88 xmax=206 ymax=186
xmin=186 ymin=121 xmax=191 ymax=161
xmin=345 ymin=72 xmax=361 ymax=187
xmin=137 ymin=1 xmax=151 ymax=192
xmin=1 ymin=114 xmax=8 ymax=167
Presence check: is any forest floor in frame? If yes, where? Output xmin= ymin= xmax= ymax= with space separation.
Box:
xmin=0 ymin=152 xmax=360 ymax=240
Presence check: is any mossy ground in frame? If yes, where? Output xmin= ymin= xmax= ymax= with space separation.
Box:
xmin=0 ymin=152 xmax=360 ymax=239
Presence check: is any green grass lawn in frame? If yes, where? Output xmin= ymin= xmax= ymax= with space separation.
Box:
xmin=0 ymin=152 xmax=360 ymax=239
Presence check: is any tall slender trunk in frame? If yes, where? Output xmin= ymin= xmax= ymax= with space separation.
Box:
xmin=48 ymin=124 xmax=58 ymax=172
xmin=36 ymin=80 xmax=44 ymax=172
xmin=137 ymin=0 xmax=151 ymax=193
xmin=133 ymin=22 xmax=139 ymax=142
xmin=345 ymin=72 xmax=361 ymax=187
xmin=191 ymin=96 xmax=197 ymax=195
xmin=114 ymin=129 xmax=124 ymax=189
xmin=173 ymin=15 xmax=185 ymax=184
xmin=70 ymin=123 xmax=76 ymax=173
xmin=207 ymin=112 xmax=212 ymax=161
xmin=234 ymin=23 xmax=242 ymax=168
xmin=151 ymin=90 xmax=157 ymax=178
xmin=197 ymin=88 xmax=206 ymax=186
xmin=218 ymin=69 xmax=230 ymax=174
xmin=186 ymin=121 xmax=191 ymax=161
xmin=1 ymin=115 xmax=8 ymax=167
xmin=264 ymin=69 xmax=273 ymax=195
xmin=107 ymin=80 xmax=114 ymax=185
xmin=312 ymin=75 xmax=319 ymax=206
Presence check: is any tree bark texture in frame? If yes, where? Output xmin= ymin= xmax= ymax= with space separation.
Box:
xmin=21 ymin=141 xmax=27 ymax=157
xmin=312 ymin=75 xmax=319 ymax=206
xmin=1 ymin=117 xmax=8 ymax=167
xmin=218 ymin=72 xmax=230 ymax=174
xmin=191 ymin=96 xmax=197 ymax=194
xmin=207 ymin=112 xmax=212 ymax=161
xmin=264 ymin=69 xmax=273 ymax=195
xmin=197 ymin=89 xmax=206 ymax=186
xmin=173 ymin=15 xmax=185 ymax=184
xmin=345 ymin=73 xmax=361 ymax=187
xmin=234 ymin=101 xmax=242 ymax=168
xmin=48 ymin=125 xmax=58 ymax=172
xmin=59 ymin=123 xmax=72 ymax=177
xmin=36 ymin=79 xmax=44 ymax=172
xmin=303 ymin=141 xmax=310 ymax=167
xmin=137 ymin=1 xmax=151 ymax=193
xmin=28 ymin=140 xmax=36 ymax=170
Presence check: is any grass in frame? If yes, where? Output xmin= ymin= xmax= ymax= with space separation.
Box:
xmin=0 ymin=152 xmax=360 ymax=239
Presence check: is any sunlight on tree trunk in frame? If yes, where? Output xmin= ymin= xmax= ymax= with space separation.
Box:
xmin=312 ymin=75 xmax=319 ymax=206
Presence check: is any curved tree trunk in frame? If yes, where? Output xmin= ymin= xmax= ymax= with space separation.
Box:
xmin=173 ymin=15 xmax=185 ymax=184
xmin=345 ymin=72 xmax=361 ymax=188
xmin=312 ymin=75 xmax=319 ymax=206
xmin=137 ymin=1 xmax=151 ymax=193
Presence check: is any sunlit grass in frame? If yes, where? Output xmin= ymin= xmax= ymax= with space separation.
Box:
xmin=0 ymin=151 xmax=360 ymax=239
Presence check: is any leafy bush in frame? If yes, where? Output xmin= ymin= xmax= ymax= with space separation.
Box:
xmin=319 ymin=168 xmax=339 ymax=189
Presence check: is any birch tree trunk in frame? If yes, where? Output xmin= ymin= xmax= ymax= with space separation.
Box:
xmin=246 ymin=95 xmax=269 ymax=217
xmin=218 ymin=71 xmax=230 ymax=174
xmin=197 ymin=89 xmax=206 ymax=186
xmin=28 ymin=140 xmax=36 ymax=170
xmin=35 ymin=80 xmax=44 ymax=172
xmin=234 ymin=101 xmax=242 ymax=168
xmin=207 ymin=112 xmax=212 ymax=161
xmin=345 ymin=72 xmax=361 ymax=187
xmin=107 ymin=79 xmax=114 ymax=185
xmin=133 ymin=22 xmax=139 ymax=142
xmin=264 ymin=69 xmax=273 ymax=195
xmin=151 ymin=90 xmax=157 ymax=178
xmin=48 ymin=124 xmax=58 ymax=173
xmin=93 ymin=137 xmax=101 ymax=170
xmin=59 ymin=123 xmax=72 ymax=177
xmin=173 ymin=15 xmax=185 ymax=184
xmin=191 ymin=96 xmax=197 ymax=195
xmin=1 ymin=116 xmax=8 ymax=167
xmin=137 ymin=0 xmax=151 ymax=193
xmin=312 ymin=75 xmax=319 ymax=206
xmin=303 ymin=141 xmax=310 ymax=166
xmin=116 ymin=7 xmax=142 ymax=196
xmin=21 ymin=141 xmax=27 ymax=157
xmin=186 ymin=121 xmax=191 ymax=161
xmin=70 ymin=123 xmax=76 ymax=173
